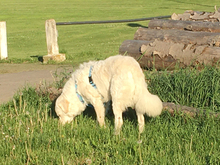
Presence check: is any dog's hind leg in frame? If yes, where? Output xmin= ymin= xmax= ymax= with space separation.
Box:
xmin=137 ymin=112 xmax=145 ymax=134
xmin=112 ymin=103 xmax=123 ymax=135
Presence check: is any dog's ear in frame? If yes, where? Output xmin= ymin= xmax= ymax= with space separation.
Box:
xmin=59 ymin=97 xmax=70 ymax=114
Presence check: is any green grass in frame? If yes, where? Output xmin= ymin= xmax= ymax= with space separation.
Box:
xmin=1 ymin=0 xmax=220 ymax=164
xmin=1 ymin=0 xmax=220 ymax=63
xmin=147 ymin=66 xmax=220 ymax=113
xmin=0 ymin=66 xmax=220 ymax=164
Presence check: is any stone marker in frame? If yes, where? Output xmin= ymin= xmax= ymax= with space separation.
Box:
xmin=44 ymin=19 xmax=65 ymax=63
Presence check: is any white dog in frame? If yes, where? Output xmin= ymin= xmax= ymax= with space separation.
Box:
xmin=55 ymin=55 xmax=163 ymax=134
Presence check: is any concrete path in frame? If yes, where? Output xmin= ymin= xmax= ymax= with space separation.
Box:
xmin=0 ymin=70 xmax=56 ymax=104
xmin=0 ymin=64 xmax=73 ymax=104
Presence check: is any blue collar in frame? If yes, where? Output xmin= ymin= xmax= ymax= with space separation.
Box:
xmin=75 ymin=82 xmax=84 ymax=104
xmin=89 ymin=66 xmax=97 ymax=89
xmin=75 ymin=66 xmax=97 ymax=104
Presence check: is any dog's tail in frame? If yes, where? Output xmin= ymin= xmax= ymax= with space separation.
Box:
xmin=135 ymin=86 xmax=163 ymax=117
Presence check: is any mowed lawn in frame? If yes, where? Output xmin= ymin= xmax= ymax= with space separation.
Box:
xmin=1 ymin=0 xmax=220 ymax=62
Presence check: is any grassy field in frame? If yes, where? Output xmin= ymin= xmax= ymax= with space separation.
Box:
xmin=1 ymin=0 xmax=220 ymax=164
xmin=0 ymin=66 xmax=220 ymax=164
xmin=1 ymin=0 xmax=220 ymax=63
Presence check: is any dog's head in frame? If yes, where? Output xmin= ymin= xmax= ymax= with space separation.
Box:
xmin=55 ymin=94 xmax=74 ymax=124
xmin=55 ymin=93 xmax=84 ymax=124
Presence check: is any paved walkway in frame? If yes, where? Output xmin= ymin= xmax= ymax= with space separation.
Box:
xmin=0 ymin=70 xmax=56 ymax=104
xmin=0 ymin=65 xmax=73 ymax=104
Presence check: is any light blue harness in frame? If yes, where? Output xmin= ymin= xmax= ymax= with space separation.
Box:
xmin=75 ymin=83 xmax=84 ymax=103
xmin=75 ymin=66 xmax=97 ymax=104
xmin=89 ymin=66 xmax=97 ymax=89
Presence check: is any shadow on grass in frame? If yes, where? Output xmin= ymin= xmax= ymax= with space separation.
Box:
xmin=127 ymin=23 xmax=148 ymax=28
xmin=49 ymin=97 xmax=59 ymax=118
xmin=83 ymin=105 xmax=152 ymax=128
xmin=30 ymin=55 xmax=43 ymax=62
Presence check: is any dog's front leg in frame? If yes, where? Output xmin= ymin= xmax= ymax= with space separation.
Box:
xmin=93 ymin=100 xmax=106 ymax=127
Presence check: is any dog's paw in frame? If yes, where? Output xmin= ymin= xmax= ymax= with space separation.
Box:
xmin=114 ymin=129 xmax=121 ymax=135
xmin=98 ymin=121 xmax=106 ymax=128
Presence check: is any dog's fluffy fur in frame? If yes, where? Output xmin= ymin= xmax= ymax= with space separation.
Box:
xmin=55 ymin=55 xmax=163 ymax=134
